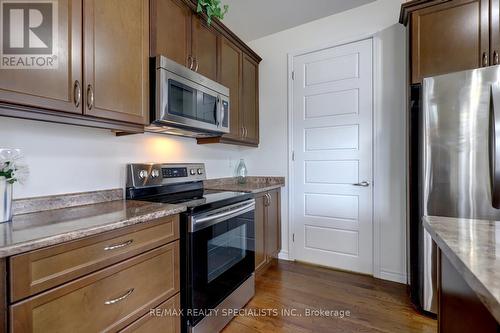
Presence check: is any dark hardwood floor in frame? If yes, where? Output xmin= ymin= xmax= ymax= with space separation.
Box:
xmin=223 ymin=260 xmax=436 ymax=333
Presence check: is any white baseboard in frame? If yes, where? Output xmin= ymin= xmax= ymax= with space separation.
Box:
xmin=278 ymin=251 xmax=291 ymax=261
xmin=377 ymin=270 xmax=407 ymax=284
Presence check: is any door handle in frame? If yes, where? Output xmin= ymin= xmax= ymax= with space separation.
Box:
xmin=353 ymin=181 xmax=370 ymax=187
xmin=494 ymin=51 xmax=499 ymax=66
xmin=73 ymin=80 xmax=81 ymax=107
xmin=490 ymin=83 xmax=500 ymax=208
xmin=87 ymin=84 xmax=94 ymax=110
xmin=104 ymin=288 xmax=134 ymax=305
xmin=187 ymin=56 xmax=193 ymax=69
xmin=483 ymin=52 xmax=489 ymax=67
xmin=104 ymin=239 xmax=133 ymax=251
xmin=194 ymin=58 xmax=199 ymax=72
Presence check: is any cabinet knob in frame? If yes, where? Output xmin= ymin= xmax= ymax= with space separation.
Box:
xmin=483 ymin=52 xmax=489 ymax=67
xmin=73 ymin=80 xmax=81 ymax=108
xmin=87 ymin=84 xmax=94 ymax=110
xmin=494 ymin=51 xmax=499 ymax=66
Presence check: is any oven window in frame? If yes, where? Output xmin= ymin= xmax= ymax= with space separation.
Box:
xmin=169 ymin=80 xmax=196 ymax=118
xmin=168 ymin=79 xmax=217 ymax=125
xmin=207 ymin=224 xmax=246 ymax=283
xmin=196 ymin=92 xmax=217 ymax=124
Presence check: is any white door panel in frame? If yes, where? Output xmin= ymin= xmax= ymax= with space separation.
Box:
xmin=292 ymin=38 xmax=373 ymax=274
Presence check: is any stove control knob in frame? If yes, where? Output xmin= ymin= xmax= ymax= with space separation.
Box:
xmin=197 ymin=168 xmax=203 ymax=175
xmin=190 ymin=169 xmax=196 ymax=176
xmin=139 ymin=170 xmax=149 ymax=179
xmin=151 ymin=169 xmax=160 ymax=178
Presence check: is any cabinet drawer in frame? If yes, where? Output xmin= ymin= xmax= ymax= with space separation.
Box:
xmin=10 ymin=215 xmax=179 ymax=302
xmin=120 ymin=293 xmax=181 ymax=333
xmin=10 ymin=241 xmax=180 ymax=333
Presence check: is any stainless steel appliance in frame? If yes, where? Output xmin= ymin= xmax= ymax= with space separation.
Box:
xmin=418 ymin=66 xmax=500 ymax=314
xmin=126 ymin=163 xmax=255 ymax=333
xmin=148 ymin=56 xmax=230 ymax=138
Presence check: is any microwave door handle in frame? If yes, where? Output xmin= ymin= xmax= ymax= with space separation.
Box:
xmin=215 ymin=96 xmax=221 ymax=127
xmin=490 ymin=83 xmax=500 ymax=208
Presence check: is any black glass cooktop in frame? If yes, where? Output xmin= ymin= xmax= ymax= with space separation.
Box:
xmin=131 ymin=188 xmax=253 ymax=213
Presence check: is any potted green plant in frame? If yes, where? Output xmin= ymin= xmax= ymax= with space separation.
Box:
xmin=197 ymin=0 xmax=228 ymax=26
xmin=0 ymin=149 xmax=28 ymax=223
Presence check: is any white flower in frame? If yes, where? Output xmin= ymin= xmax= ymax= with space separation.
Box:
xmin=10 ymin=164 xmax=29 ymax=184
xmin=0 ymin=149 xmax=28 ymax=184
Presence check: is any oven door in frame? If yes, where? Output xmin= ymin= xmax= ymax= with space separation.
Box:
xmin=187 ymin=199 xmax=255 ymax=327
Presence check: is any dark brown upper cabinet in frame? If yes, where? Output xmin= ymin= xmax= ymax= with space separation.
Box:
xmin=197 ymin=42 xmax=260 ymax=146
xmin=0 ymin=0 xmax=148 ymax=131
xmin=0 ymin=0 xmax=82 ymax=114
xmin=404 ymin=0 xmax=491 ymax=83
xmin=191 ymin=16 xmax=219 ymax=81
xmin=218 ymin=37 xmax=242 ymax=141
xmin=241 ymin=54 xmax=259 ymax=145
xmin=151 ymin=0 xmax=218 ymax=81
xmin=152 ymin=0 xmax=261 ymax=147
xmin=84 ymin=0 xmax=149 ymax=125
xmin=491 ymin=0 xmax=500 ymax=64
xmin=150 ymin=0 xmax=192 ymax=68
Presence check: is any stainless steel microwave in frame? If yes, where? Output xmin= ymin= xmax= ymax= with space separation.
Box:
xmin=148 ymin=56 xmax=230 ymax=138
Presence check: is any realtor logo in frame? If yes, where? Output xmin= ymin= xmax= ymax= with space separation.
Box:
xmin=0 ymin=0 xmax=58 ymax=69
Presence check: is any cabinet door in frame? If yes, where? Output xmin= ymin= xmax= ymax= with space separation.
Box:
xmin=192 ymin=16 xmax=218 ymax=81
xmin=265 ymin=190 xmax=281 ymax=260
xmin=151 ymin=0 xmax=192 ymax=67
xmin=491 ymin=0 xmax=500 ymax=65
xmin=120 ymin=294 xmax=181 ymax=333
xmin=241 ymin=54 xmax=259 ymax=144
xmin=83 ymin=0 xmax=149 ymax=125
xmin=254 ymin=193 xmax=267 ymax=272
xmin=0 ymin=0 xmax=82 ymax=113
xmin=410 ymin=0 xmax=489 ymax=83
xmin=219 ymin=37 xmax=242 ymax=140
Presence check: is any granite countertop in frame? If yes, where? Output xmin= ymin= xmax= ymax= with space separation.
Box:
xmin=423 ymin=216 xmax=500 ymax=322
xmin=0 ymin=197 xmax=186 ymax=258
xmin=204 ymin=176 xmax=285 ymax=194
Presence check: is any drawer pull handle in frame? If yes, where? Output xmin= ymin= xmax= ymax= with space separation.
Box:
xmin=104 ymin=288 xmax=134 ymax=305
xmin=104 ymin=239 xmax=133 ymax=251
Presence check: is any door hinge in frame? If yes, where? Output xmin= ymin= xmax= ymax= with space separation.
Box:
xmin=291 ymin=71 xmax=295 ymax=80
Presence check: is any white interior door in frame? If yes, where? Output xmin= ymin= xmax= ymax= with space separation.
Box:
xmin=291 ymin=38 xmax=373 ymax=274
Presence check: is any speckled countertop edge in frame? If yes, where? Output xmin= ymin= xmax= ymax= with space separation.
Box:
xmin=423 ymin=216 xmax=500 ymax=322
xmin=0 ymin=202 xmax=186 ymax=258
xmin=204 ymin=176 xmax=285 ymax=194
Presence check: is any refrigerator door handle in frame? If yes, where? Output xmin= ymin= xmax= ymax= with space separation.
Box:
xmin=490 ymin=83 xmax=500 ymax=208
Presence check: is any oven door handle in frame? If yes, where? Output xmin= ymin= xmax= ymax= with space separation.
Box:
xmin=191 ymin=199 xmax=255 ymax=232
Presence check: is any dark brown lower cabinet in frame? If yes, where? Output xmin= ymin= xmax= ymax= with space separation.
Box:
xmin=6 ymin=215 xmax=181 ymax=332
xmin=438 ymin=248 xmax=499 ymax=332
xmin=255 ymin=189 xmax=281 ymax=273
xmin=120 ymin=294 xmax=181 ymax=333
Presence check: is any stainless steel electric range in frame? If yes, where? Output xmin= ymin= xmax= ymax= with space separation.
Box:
xmin=126 ymin=163 xmax=255 ymax=333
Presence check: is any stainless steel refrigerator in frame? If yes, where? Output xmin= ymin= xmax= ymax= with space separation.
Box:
xmin=417 ymin=65 xmax=500 ymax=314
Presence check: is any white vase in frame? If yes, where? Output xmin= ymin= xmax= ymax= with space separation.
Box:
xmin=0 ymin=177 xmax=13 ymax=223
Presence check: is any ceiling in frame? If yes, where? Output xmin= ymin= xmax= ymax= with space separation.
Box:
xmin=221 ymin=0 xmax=377 ymax=42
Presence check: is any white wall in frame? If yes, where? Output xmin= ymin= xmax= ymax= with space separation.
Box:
xmin=0 ymin=117 xmax=244 ymax=199
xmin=244 ymin=0 xmax=407 ymax=282
xmin=373 ymin=24 xmax=407 ymax=283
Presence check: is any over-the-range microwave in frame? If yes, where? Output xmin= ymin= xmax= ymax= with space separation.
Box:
xmin=147 ymin=56 xmax=230 ymax=138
